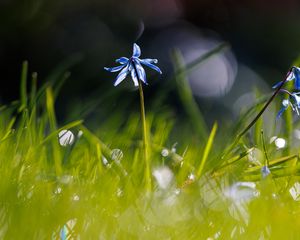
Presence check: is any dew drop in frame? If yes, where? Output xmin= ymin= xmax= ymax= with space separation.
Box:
xmin=102 ymin=156 xmax=109 ymax=166
xmin=161 ymin=148 xmax=169 ymax=157
xmin=116 ymin=188 xmax=123 ymax=198
xmin=171 ymin=142 xmax=178 ymax=153
xmin=54 ymin=187 xmax=62 ymax=195
xmin=59 ymin=175 xmax=73 ymax=185
xmin=72 ymin=194 xmax=80 ymax=201
xmin=174 ymin=188 xmax=181 ymax=195
xmin=188 ymin=173 xmax=195 ymax=181
xmin=274 ymin=138 xmax=286 ymax=149
xmin=152 ymin=166 xmax=174 ymax=190
xmin=269 ymin=136 xmax=277 ymax=144
xmin=289 ymin=182 xmax=300 ymax=201
xmin=77 ymin=130 xmax=83 ymax=138
xmin=58 ymin=130 xmax=75 ymax=146
xmin=111 ymin=149 xmax=123 ymax=162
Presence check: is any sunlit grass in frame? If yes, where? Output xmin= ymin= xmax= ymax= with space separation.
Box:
xmin=1 ymin=49 xmax=300 ymax=239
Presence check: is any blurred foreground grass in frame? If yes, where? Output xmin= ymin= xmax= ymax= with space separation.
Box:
xmin=1 ymin=50 xmax=300 ymax=239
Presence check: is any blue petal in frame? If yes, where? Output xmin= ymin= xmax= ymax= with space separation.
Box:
xmin=133 ymin=43 xmax=141 ymax=58
xmin=261 ymin=166 xmax=271 ymax=178
xmin=130 ymin=68 xmax=139 ymax=87
xmin=114 ymin=64 xmax=130 ymax=86
xmin=116 ymin=57 xmax=129 ymax=64
xmin=60 ymin=226 xmax=68 ymax=240
xmin=134 ymin=61 xmax=147 ymax=84
xmin=140 ymin=59 xmax=162 ymax=74
xmin=292 ymin=94 xmax=300 ymax=108
xmin=141 ymin=58 xmax=158 ymax=64
xmin=276 ymin=100 xmax=289 ymax=118
xmin=276 ymin=106 xmax=287 ymax=118
xmin=286 ymin=71 xmax=295 ymax=81
xmin=272 ymin=81 xmax=283 ymax=89
xmin=272 ymin=70 xmax=296 ymax=88
xmin=104 ymin=65 xmax=124 ymax=72
xmin=293 ymin=67 xmax=300 ymax=90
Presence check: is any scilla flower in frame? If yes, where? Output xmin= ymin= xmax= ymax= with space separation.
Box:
xmin=277 ymin=90 xmax=300 ymax=118
xmin=273 ymin=66 xmax=300 ymax=90
xmin=261 ymin=165 xmax=271 ymax=178
xmin=104 ymin=43 xmax=162 ymax=87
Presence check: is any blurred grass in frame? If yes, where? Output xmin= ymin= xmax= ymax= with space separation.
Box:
xmin=1 ymin=46 xmax=300 ymax=239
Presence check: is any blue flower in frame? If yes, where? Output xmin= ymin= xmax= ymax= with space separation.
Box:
xmin=276 ymin=92 xmax=300 ymax=118
xmin=276 ymin=99 xmax=290 ymax=118
xmin=261 ymin=165 xmax=271 ymax=178
xmin=273 ymin=66 xmax=300 ymax=90
xmin=104 ymin=43 xmax=162 ymax=87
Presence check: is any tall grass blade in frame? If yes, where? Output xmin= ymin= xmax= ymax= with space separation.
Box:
xmin=172 ymin=49 xmax=208 ymax=140
xmin=196 ymin=122 xmax=218 ymax=178
xmin=19 ymin=61 xmax=28 ymax=112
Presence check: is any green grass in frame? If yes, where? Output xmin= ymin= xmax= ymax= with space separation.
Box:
xmin=1 ymin=51 xmax=300 ymax=239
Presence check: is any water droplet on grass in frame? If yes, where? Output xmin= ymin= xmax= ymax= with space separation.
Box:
xmin=77 ymin=130 xmax=83 ymax=138
xmin=161 ymin=148 xmax=169 ymax=157
xmin=171 ymin=142 xmax=178 ymax=153
xmin=248 ymin=148 xmax=263 ymax=165
xmin=224 ymin=182 xmax=257 ymax=202
xmin=102 ymin=156 xmax=109 ymax=165
xmin=289 ymin=182 xmax=300 ymax=201
xmin=269 ymin=136 xmax=277 ymax=143
xmin=111 ymin=149 xmax=123 ymax=162
xmin=59 ymin=175 xmax=73 ymax=184
xmin=72 ymin=194 xmax=80 ymax=201
xmin=152 ymin=166 xmax=174 ymax=190
xmin=214 ymin=231 xmax=221 ymax=239
xmin=174 ymin=188 xmax=181 ymax=195
xmin=188 ymin=173 xmax=195 ymax=181
xmin=54 ymin=187 xmax=62 ymax=195
xmin=26 ymin=186 xmax=34 ymax=199
xmin=274 ymin=138 xmax=286 ymax=149
xmin=116 ymin=188 xmax=123 ymax=198
xmin=58 ymin=130 xmax=75 ymax=146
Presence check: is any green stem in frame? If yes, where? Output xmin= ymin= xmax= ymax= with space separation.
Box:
xmin=261 ymin=129 xmax=270 ymax=166
xmin=134 ymin=64 xmax=151 ymax=191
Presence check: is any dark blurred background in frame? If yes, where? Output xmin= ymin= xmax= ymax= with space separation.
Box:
xmin=1 ymin=0 xmax=300 ymax=122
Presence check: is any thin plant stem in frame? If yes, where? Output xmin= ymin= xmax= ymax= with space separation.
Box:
xmin=222 ymin=68 xmax=292 ymax=159
xmin=261 ymin=129 xmax=270 ymax=166
xmin=133 ymin=64 xmax=151 ymax=191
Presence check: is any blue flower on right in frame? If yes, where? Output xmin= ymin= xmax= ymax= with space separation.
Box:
xmin=273 ymin=66 xmax=300 ymax=118
xmin=276 ymin=92 xmax=300 ymax=118
xmin=273 ymin=66 xmax=300 ymax=90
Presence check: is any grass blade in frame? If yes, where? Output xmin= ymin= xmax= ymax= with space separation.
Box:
xmin=19 ymin=61 xmax=28 ymax=112
xmin=172 ymin=49 xmax=208 ymax=140
xmin=196 ymin=122 xmax=218 ymax=178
